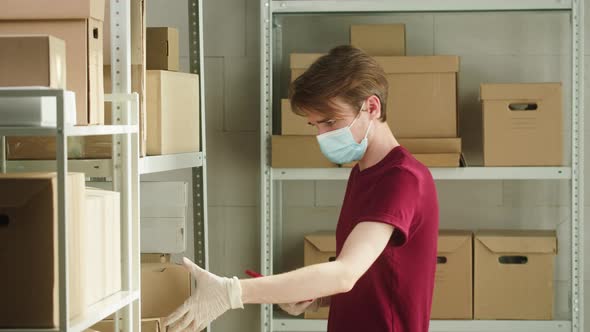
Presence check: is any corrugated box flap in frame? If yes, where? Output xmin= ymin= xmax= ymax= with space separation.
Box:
xmin=290 ymin=53 xmax=324 ymax=69
xmin=476 ymin=230 xmax=557 ymax=254
xmin=438 ymin=230 xmax=471 ymax=253
xmin=305 ymin=232 xmax=336 ymax=252
xmin=375 ymin=56 xmax=459 ymax=74
xmin=480 ymin=83 xmax=562 ymax=101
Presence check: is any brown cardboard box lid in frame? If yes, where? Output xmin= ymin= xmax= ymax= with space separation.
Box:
xmin=438 ymin=230 xmax=472 ymax=253
xmin=289 ymin=54 xmax=459 ymax=74
xmin=304 ymin=232 xmax=336 ymax=252
xmin=0 ymin=0 xmax=105 ymax=21
xmin=399 ymin=138 xmax=461 ymax=154
xmin=141 ymin=254 xmax=171 ymax=264
xmin=476 ymin=230 xmax=557 ymax=254
xmin=290 ymin=53 xmax=325 ymax=69
xmin=375 ymin=56 xmax=459 ymax=74
xmin=141 ymin=263 xmax=191 ymax=318
xmin=480 ymin=83 xmax=562 ymax=101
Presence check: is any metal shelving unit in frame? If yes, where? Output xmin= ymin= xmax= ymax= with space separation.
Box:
xmin=260 ymin=1 xmax=585 ymax=332
xmin=0 ymin=88 xmax=140 ymax=332
xmin=273 ymin=314 xmax=572 ymax=332
xmin=0 ymin=0 xmax=209 ymax=330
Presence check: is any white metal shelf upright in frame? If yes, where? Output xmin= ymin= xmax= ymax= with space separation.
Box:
xmin=0 ymin=88 xmax=140 ymax=332
xmin=260 ymin=1 xmax=584 ymax=332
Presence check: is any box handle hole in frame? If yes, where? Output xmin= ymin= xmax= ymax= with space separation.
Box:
xmin=499 ymin=256 xmax=528 ymax=264
xmin=509 ymin=103 xmax=537 ymax=111
xmin=328 ymin=256 xmax=336 ymax=262
xmin=93 ymin=28 xmax=99 ymax=39
xmin=0 ymin=214 xmax=9 ymax=227
xmin=437 ymin=256 xmax=447 ymax=264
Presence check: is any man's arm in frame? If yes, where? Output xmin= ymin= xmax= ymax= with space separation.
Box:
xmin=241 ymin=221 xmax=394 ymax=304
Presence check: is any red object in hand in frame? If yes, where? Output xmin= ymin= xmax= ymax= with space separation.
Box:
xmin=245 ymin=269 xmax=263 ymax=278
xmin=244 ymin=269 xmax=313 ymax=302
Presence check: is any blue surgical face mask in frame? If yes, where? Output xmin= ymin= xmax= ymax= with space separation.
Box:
xmin=316 ymin=102 xmax=373 ymax=164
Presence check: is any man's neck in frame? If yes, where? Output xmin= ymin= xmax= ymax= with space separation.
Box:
xmin=358 ymin=122 xmax=399 ymax=171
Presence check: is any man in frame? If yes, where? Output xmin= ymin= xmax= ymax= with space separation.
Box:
xmin=164 ymin=45 xmax=439 ymax=332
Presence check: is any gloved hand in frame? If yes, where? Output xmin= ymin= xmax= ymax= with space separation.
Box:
xmin=279 ymin=299 xmax=319 ymax=316
xmin=163 ymin=257 xmax=243 ymax=332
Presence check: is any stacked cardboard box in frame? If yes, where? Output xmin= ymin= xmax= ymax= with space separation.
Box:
xmin=86 ymin=0 xmax=148 ymax=158
xmin=480 ymin=83 xmax=563 ymax=166
xmin=431 ymin=231 xmax=473 ymax=320
xmin=0 ymin=0 xmax=105 ymax=125
xmin=274 ymin=24 xmax=462 ymax=168
xmin=474 ymin=230 xmax=557 ymax=320
xmin=100 ymin=17 xmax=200 ymax=157
xmin=92 ymin=262 xmax=191 ymax=332
xmin=0 ymin=173 xmax=121 ymax=328
xmin=302 ymin=230 xmax=557 ymax=321
xmin=303 ymin=232 xmax=337 ymax=319
xmin=0 ymin=0 xmax=107 ymax=160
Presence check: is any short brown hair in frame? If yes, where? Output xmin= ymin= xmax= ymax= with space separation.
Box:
xmin=289 ymin=45 xmax=388 ymax=122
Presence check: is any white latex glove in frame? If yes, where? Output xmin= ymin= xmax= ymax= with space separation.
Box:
xmin=163 ymin=257 xmax=243 ymax=332
xmin=279 ymin=299 xmax=319 ymax=316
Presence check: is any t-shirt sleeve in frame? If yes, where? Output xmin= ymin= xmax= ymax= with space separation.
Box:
xmin=354 ymin=167 xmax=421 ymax=247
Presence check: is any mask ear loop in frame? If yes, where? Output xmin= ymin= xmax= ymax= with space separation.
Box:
xmin=348 ymin=101 xmax=366 ymax=128
xmin=363 ymin=119 xmax=373 ymax=140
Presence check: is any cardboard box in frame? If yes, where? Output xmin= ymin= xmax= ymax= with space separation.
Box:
xmin=141 ymin=182 xmax=188 ymax=254
xmin=0 ymin=173 xmax=85 ymax=327
xmin=146 ymin=70 xmax=200 ymax=155
xmin=290 ymin=54 xmax=459 ymax=138
xmin=398 ymin=138 xmax=461 ymax=154
xmin=431 ymin=230 xmax=473 ymax=320
xmin=141 ymin=254 xmax=171 ymax=264
xmin=84 ymin=188 xmax=121 ymax=307
xmin=290 ymin=53 xmax=325 ymax=82
xmin=6 ymin=136 xmax=85 ymax=160
xmin=338 ymin=137 xmax=462 ymax=168
xmin=0 ymin=0 xmax=104 ymax=20
xmin=412 ymin=153 xmax=461 ymax=167
xmin=350 ymin=24 xmax=406 ymax=56
xmin=103 ymin=0 xmax=147 ymax=156
xmin=82 ymin=64 xmax=146 ymax=159
xmin=92 ymin=318 xmax=162 ymax=332
xmin=0 ymin=19 xmax=105 ymax=125
xmin=147 ymin=27 xmax=179 ymax=71
xmin=0 ymin=35 xmax=66 ymax=89
xmin=480 ymin=83 xmax=563 ymax=166
xmin=272 ymin=135 xmax=336 ymax=168
xmin=141 ymin=263 xmax=192 ymax=318
xmin=281 ymin=99 xmax=316 ymax=135
xmin=474 ymin=230 xmax=557 ymax=320
xmin=303 ymin=232 xmax=336 ymax=319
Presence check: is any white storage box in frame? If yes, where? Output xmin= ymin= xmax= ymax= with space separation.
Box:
xmin=0 ymin=88 xmax=76 ymax=126
xmin=140 ymin=181 xmax=188 ymax=254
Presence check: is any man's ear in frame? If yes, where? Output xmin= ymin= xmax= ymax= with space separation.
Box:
xmin=366 ymin=95 xmax=382 ymax=120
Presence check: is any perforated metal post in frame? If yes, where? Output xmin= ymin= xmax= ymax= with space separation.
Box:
xmin=110 ymin=0 xmax=136 ymax=331
xmin=261 ymin=1 xmax=274 ymax=331
xmin=571 ymin=1 xmax=585 ymax=331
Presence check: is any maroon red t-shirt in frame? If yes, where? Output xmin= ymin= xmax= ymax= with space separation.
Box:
xmin=327 ymin=146 xmax=439 ymax=332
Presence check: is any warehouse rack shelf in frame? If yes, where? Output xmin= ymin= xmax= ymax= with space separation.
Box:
xmin=1 ymin=291 xmax=140 ymax=332
xmin=5 ymin=152 xmax=204 ymax=178
xmin=0 ymin=86 xmax=139 ymax=332
xmin=0 ymin=0 xmax=208 ymax=330
xmin=272 ymin=166 xmax=572 ymax=181
xmin=260 ymin=0 xmax=585 ymax=332
xmin=270 ymin=0 xmax=572 ymax=13
xmin=273 ymin=313 xmax=572 ymax=332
